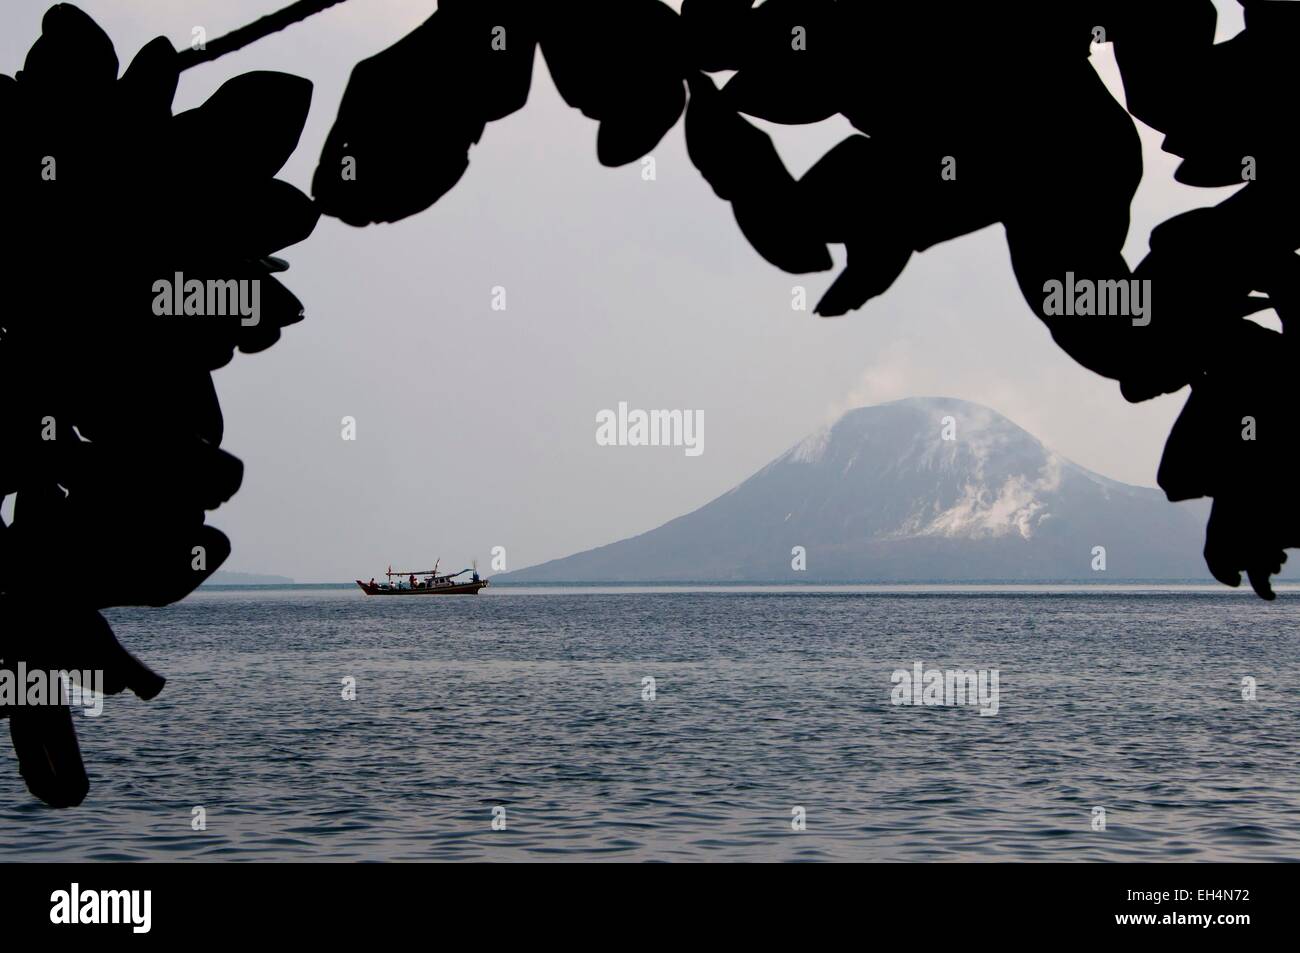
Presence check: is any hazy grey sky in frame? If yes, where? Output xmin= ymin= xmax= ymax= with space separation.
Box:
xmin=3 ymin=1 xmax=1255 ymax=581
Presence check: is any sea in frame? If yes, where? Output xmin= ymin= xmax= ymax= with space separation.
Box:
xmin=2 ymin=585 xmax=1297 ymax=862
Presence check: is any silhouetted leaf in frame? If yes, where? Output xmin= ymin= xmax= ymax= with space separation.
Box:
xmin=685 ymin=74 xmax=830 ymax=273
xmin=173 ymin=71 xmax=312 ymax=181
xmin=539 ymin=0 xmax=686 ymax=167
xmin=314 ymin=4 xmax=537 ymax=226
xmin=723 ymin=68 xmax=838 ymax=125
xmin=680 ymin=0 xmax=753 ymax=72
xmin=19 ymin=3 xmax=118 ymax=103
xmin=814 ymin=242 xmax=913 ymax=317
xmin=438 ymin=0 xmax=539 ymax=120
xmin=8 ymin=704 xmax=88 ymax=808
xmin=721 ymin=0 xmax=840 ymax=123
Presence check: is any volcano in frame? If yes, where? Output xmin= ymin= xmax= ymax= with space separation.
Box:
xmin=505 ymin=397 xmax=1213 ymax=582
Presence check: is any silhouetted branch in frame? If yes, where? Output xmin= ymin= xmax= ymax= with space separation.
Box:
xmin=176 ymin=0 xmax=351 ymax=71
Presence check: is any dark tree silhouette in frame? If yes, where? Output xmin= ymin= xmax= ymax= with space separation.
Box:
xmin=1 ymin=5 xmax=317 ymax=805
xmin=314 ymin=0 xmax=1300 ymax=600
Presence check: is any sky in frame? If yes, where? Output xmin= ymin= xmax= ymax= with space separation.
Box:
xmin=1 ymin=1 xmax=1256 ymax=581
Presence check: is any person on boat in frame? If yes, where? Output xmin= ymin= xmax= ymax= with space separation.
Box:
xmin=369 ymin=578 xmax=375 ymax=588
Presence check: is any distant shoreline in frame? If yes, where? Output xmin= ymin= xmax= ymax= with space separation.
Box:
xmin=201 ymin=571 xmax=294 ymax=587
xmin=191 ymin=580 xmax=1298 ymax=593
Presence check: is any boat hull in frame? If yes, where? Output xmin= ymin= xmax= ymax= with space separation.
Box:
xmin=356 ymin=580 xmax=488 ymax=596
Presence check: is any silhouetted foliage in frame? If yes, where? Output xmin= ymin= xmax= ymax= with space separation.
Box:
xmin=0 ymin=5 xmax=317 ymax=806
xmin=3 ymin=0 xmax=1296 ymax=808
xmin=314 ymin=0 xmax=1300 ymax=600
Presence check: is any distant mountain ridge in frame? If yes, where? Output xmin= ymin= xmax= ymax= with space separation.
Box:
xmin=503 ymin=397 xmax=1213 ymax=582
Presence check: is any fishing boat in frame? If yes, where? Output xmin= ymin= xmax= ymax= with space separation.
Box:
xmin=356 ymin=560 xmax=489 ymax=596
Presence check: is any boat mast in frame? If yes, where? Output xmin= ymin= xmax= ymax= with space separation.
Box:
xmin=385 ymin=559 xmax=440 ymax=578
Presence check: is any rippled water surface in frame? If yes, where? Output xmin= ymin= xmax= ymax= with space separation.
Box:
xmin=2 ymin=586 xmax=1298 ymax=861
